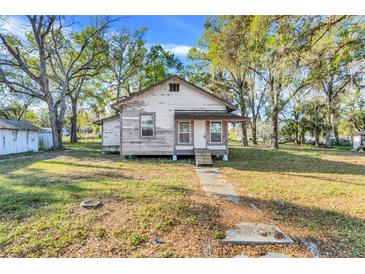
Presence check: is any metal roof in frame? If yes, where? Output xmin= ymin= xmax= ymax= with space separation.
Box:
xmin=174 ymin=111 xmax=247 ymax=122
xmin=93 ymin=114 xmax=120 ymax=125
xmin=0 ymin=119 xmax=41 ymax=131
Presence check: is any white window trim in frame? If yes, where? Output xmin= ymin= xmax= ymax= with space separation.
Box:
xmin=140 ymin=113 xmax=155 ymax=138
xmin=210 ymin=120 xmax=223 ymax=144
xmin=178 ymin=121 xmax=192 ymax=144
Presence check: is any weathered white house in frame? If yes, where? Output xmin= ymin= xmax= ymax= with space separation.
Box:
xmin=0 ymin=119 xmax=40 ymax=155
xmin=94 ymin=76 xmax=246 ymax=164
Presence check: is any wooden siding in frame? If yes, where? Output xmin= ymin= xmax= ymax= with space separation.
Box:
xmin=120 ymin=81 xmax=227 ymax=155
xmin=0 ymin=129 xmax=38 ymax=155
xmin=102 ymin=116 xmax=120 ymax=148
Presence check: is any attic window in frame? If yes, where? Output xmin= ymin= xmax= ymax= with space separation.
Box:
xmin=169 ymin=83 xmax=180 ymax=92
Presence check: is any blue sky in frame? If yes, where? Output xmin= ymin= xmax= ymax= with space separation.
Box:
xmin=2 ymin=16 xmax=205 ymax=60
xmin=77 ymin=16 xmax=206 ymax=59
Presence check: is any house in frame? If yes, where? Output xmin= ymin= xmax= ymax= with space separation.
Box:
xmin=352 ymin=131 xmax=365 ymax=152
xmin=0 ymin=119 xmax=40 ymax=155
xmin=94 ymin=76 xmax=246 ymax=164
xmin=41 ymin=127 xmax=70 ymax=137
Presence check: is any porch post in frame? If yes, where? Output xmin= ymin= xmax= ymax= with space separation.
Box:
xmin=224 ymin=120 xmax=229 ymax=161
xmin=119 ymin=108 xmax=123 ymax=158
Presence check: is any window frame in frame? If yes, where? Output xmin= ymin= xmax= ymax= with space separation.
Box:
xmin=178 ymin=120 xmax=192 ymax=144
xmin=169 ymin=83 xmax=180 ymax=92
xmin=140 ymin=112 xmax=156 ymax=138
xmin=210 ymin=120 xmax=223 ymax=144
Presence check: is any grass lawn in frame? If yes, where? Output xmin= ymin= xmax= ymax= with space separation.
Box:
xmin=0 ymin=140 xmax=220 ymax=257
xmin=0 ymin=139 xmax=363 ymax=257
xmin=217 ymin=142 xmax=365 ymax=257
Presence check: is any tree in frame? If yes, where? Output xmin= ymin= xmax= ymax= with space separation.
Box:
xmin=198 ymin=16 xmax=257 ymax=146
xmin=0 ymin=16 xmax=63 ymax=148
xmin=108 ymin=28 xmax=146 ymax=100
xmin=63 ymin=25 xmax=109 ymax=143
xmin=0 ymin=99 xmax=32 ymax=120
xmin=302 ymin=99 xmax=326 ymax=147
xmin=137 ymin=45 xmax=184 ymax=89
xmin=246 ymin=74 xmax=267 ymax=144
xmin=307 ymin=16 xmax=365 ymax=148
xmin=344 ymin=86 xmax=365 ymax=131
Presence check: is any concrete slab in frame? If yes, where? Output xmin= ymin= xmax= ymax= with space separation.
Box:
xmin=223 ymin=223 xmax=293 ymax=245
xmin=260 ymin=253 xmax=289 ymax=258
xmin=233 ymin=254 xmax=250 ymax=258
xmin=196 ymin=167 xmax=241 ymax=204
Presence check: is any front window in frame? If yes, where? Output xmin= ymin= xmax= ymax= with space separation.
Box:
xmin=178 ymin=121 xmax=191 ymax=144
xmin=141 ymin=114 xmax=155 ymax=137
xmin=210 ymin=121 xmax=222 ymax=143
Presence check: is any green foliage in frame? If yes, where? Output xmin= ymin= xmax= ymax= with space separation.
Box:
xmin=128 ymin=234 xmax=146 ymax=247
xmin=139 ymin=45 xmax=184 ymax=88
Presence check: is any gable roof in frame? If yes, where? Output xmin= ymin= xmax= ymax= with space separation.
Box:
xmin=111 ymin=75 xmax=236 ymax=111
xmin=0 ymin=119 xmax=41 ymax=131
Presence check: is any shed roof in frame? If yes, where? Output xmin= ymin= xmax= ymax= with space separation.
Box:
xmin=0 ymin=119 xmax=41 ymax=131
xmin=174 ymin=111 xmax=247 ymax=122
xmin=93 ymin=114 xmax=120 ymax=125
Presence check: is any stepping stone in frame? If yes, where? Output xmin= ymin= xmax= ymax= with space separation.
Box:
xmin=223 ymin=223 xmax=293 ymax=245
xmin=196 ymin=167 xmax=241 ymax=204
xmin=260 ymin=253 xmax=289 ymax=258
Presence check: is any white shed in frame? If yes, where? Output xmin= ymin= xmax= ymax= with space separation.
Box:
xmin=0 ymin=119 xmax=40 ymax=156
xmin=39 ymin=128 xmax=54 ymax=150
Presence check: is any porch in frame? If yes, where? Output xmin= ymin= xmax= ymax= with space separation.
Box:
xmin=173 ymin=111 xmax=247 ymax=162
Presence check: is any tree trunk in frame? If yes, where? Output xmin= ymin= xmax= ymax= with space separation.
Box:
xmin=271 ymin=108 xmax=279 ymax=149
xmin=325 ymin=97 xmax=332 ymax=149
xmin=294 ymin=112 xmax=300 ymax=145
xmin=251 ymin=118 xmax=257 ymax=144
xmin=315 ymin=128 xmax=320 ymax=147
xmin=301 ymin=129 xmax=305 ymax=145
xmin=295 ymin=126 xmax=300 ymax=145
xmin=70 ymin=98 xmax=78 ymax=143
xmin=241 ymin=121 xmax=249 ymax=146
xmin=47 ymin=104 xmax=62 ymax=149
xmin=333 ymin=124 xmax=339 ymax=144
xmin=116 ymin=80 xmax=121 ymax=100
xmin=239 ymin=99 xmax=249 ymax=146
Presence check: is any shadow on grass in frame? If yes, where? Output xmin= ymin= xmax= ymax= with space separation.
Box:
xmin=219 ymin=146 xmax=365 ymax=176
xmin=216 ymin=192 xmax=365 ymax=257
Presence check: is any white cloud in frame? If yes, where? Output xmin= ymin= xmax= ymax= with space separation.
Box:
xmin=160 ymin=43 xmax=192 ymax=57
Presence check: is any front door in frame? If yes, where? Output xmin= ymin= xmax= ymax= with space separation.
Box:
xmin=194 ymin=120 xmax=206 ymax=149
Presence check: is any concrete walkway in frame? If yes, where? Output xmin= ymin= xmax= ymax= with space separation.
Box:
xmin=195 ymin=167 xmax=241 ymax=204
xmin=196 ymin=166 xmax=294 ymax=249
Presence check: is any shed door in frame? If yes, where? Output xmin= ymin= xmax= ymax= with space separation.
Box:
xmin=194 ymin=120 xmax=206 ymax=149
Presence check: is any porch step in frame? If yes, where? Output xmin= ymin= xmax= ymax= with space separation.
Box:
xmin=195 ymin=149 xmax=213 ymax=166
